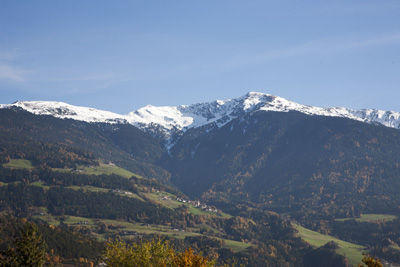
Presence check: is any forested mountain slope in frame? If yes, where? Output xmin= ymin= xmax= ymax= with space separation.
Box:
xmin=168 ymin=111 xmax=400 ymax=220
xmin=0 ymin=107 xmax=169 ymax=181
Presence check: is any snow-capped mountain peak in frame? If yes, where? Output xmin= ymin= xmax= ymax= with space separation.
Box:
xmin=2 ymin=92 xmax=400 ymax=144
xmin=128 ymin=92 xmax=400 ymax=134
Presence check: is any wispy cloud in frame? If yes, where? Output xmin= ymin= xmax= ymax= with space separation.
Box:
xmin=0 ymin=64 xmax=26 ymax=82
xmin=343 ymin=33 xmax=400 ymax=50
xmin=224 ymin=32 xmax=400 ymax=68
xmin=0 ymin=49 xmax=27 ymax=82
xmin=150 ymin=32 xmax=400 ymax=81
xmin=45 ymin=72 xmax=117 ymax=83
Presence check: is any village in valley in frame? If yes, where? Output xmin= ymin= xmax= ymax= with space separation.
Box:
xmin=174 ymin=197 xmax=219 ymax=213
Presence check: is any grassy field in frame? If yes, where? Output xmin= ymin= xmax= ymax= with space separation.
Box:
xmin=32 ymin=208 xmax=61 ymax=226
xmin=217 ymin=210 xmax=233 ymax=219
xmin=32 ymin=212 xmax=250 ymax=252
xmin=34 ymin=213 xmax=97 ymax=229
xmin=185 ymin=204 xmax=212 ymax=216
xmin=31 ymin=181 xmax=50 ymax=190
xmin=66 ymin=185 xmax=144 ymax=201
xmin=53 ymin=163 xmax=140 ymax=179
xmin=293 ymin=223 xmax=366 ymax=266
xmin=33 ymin=213 xmax=195 ymax=239
xmin=79 ymin=163 xmax=138 ymax=178
xmin=118 ymin=191 xmax=144 ymax=201
xmin=64 ymin=216 xmax=95 ymax=226
xmin=3 ymin=159 xmax=34 ymax=169
xmin=220 ymin=238 xmax=251 ymax=253
xmin=143 ymin=192 xmax=182 ymax=209
xmin=66 ymin=185 xmax=109 ymax=193
xmin=99 ymin=219 xmax=251 ymax=252
xmin=335 ymin=214 xmax=397 ymax=223
xmin=102 ymin=219 xmax=200 ymax=238
xmin=391 ymin=244 xmax=400 ymax=251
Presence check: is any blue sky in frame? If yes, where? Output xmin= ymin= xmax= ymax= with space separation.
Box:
xmin=0 ymin=0 xmax=399 ymax=113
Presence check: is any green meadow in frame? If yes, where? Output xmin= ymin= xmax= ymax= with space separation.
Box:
xmin=293 ymin=223 xmax=366 ymax=266
xmin=3 ymin=159 xmax=34 ymax=169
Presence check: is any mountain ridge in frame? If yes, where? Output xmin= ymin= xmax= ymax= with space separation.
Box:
xmin=2 ymin=92 xmax=400 ymax=143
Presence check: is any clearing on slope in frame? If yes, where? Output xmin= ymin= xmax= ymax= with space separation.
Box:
xmin=335 ymin=214 xmax=397 ymax=223
xmin=3 ymin=159 xmax=35 ymax=169
xmin=293 ymin=223 xmax=366 ymax=266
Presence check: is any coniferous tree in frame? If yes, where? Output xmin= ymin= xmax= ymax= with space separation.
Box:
xmin=0 ymin=223 xmax=47 ymax=267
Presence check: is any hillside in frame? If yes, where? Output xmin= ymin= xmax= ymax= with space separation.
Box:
xmin=169 ymin=111 xmax=400 ymax=218
xmin=0 ymin=107 xmax=169 ymax=181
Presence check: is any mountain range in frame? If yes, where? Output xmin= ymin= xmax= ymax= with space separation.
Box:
xmin=2 ymin=92 xmax=400 ymax=146
xmin=1 ymin=91 xmax=400 ymax=265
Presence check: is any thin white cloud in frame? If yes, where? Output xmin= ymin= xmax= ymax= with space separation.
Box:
xmin=252 ymin=32 xmax=400 ymax=63
xmin=210 ymin=32 xmax=400 ymax=71
xmin=45 ymin=72 xmax=117 ymax=82
xmin=149 ymin=32 xmax=400 ymax=81
xmin=344 ymin=33 xmax=400 ymax=50
xmin=0 ymin=64 xmax=26 ymax=82
xmin=0 ymin=50 xmax=20 ymax=61
xmin=0 ymin=49 xmax=27 ymax=82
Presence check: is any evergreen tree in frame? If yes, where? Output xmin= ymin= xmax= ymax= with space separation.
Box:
xmin=0 ymin=223 xmax=47 ymax=267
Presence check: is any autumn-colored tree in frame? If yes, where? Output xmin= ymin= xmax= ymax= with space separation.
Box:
xmin=358 ymin=255 xmax=383 ymax=267
xmin=102 ymin=238 xmax=214 ymax=267
xmin=173 ymin=247 xmax=214 ymax=267
xmin=103 ymin=239 xmax=174 ymax=267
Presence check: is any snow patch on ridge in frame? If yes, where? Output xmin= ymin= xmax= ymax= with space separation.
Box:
xmin=0 ymin=101 xmax=127 ymax=124
xmin=2 ymin=92 xmax=400 ymax=144
xmin=127 ymin=105 xmax=194 ymax=130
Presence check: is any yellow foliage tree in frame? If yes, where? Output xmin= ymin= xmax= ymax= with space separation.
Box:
xmin=358 ymin=255 xmax=383 ymax=267
xmin=102 ymin=238 xmax=215 ymax=267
